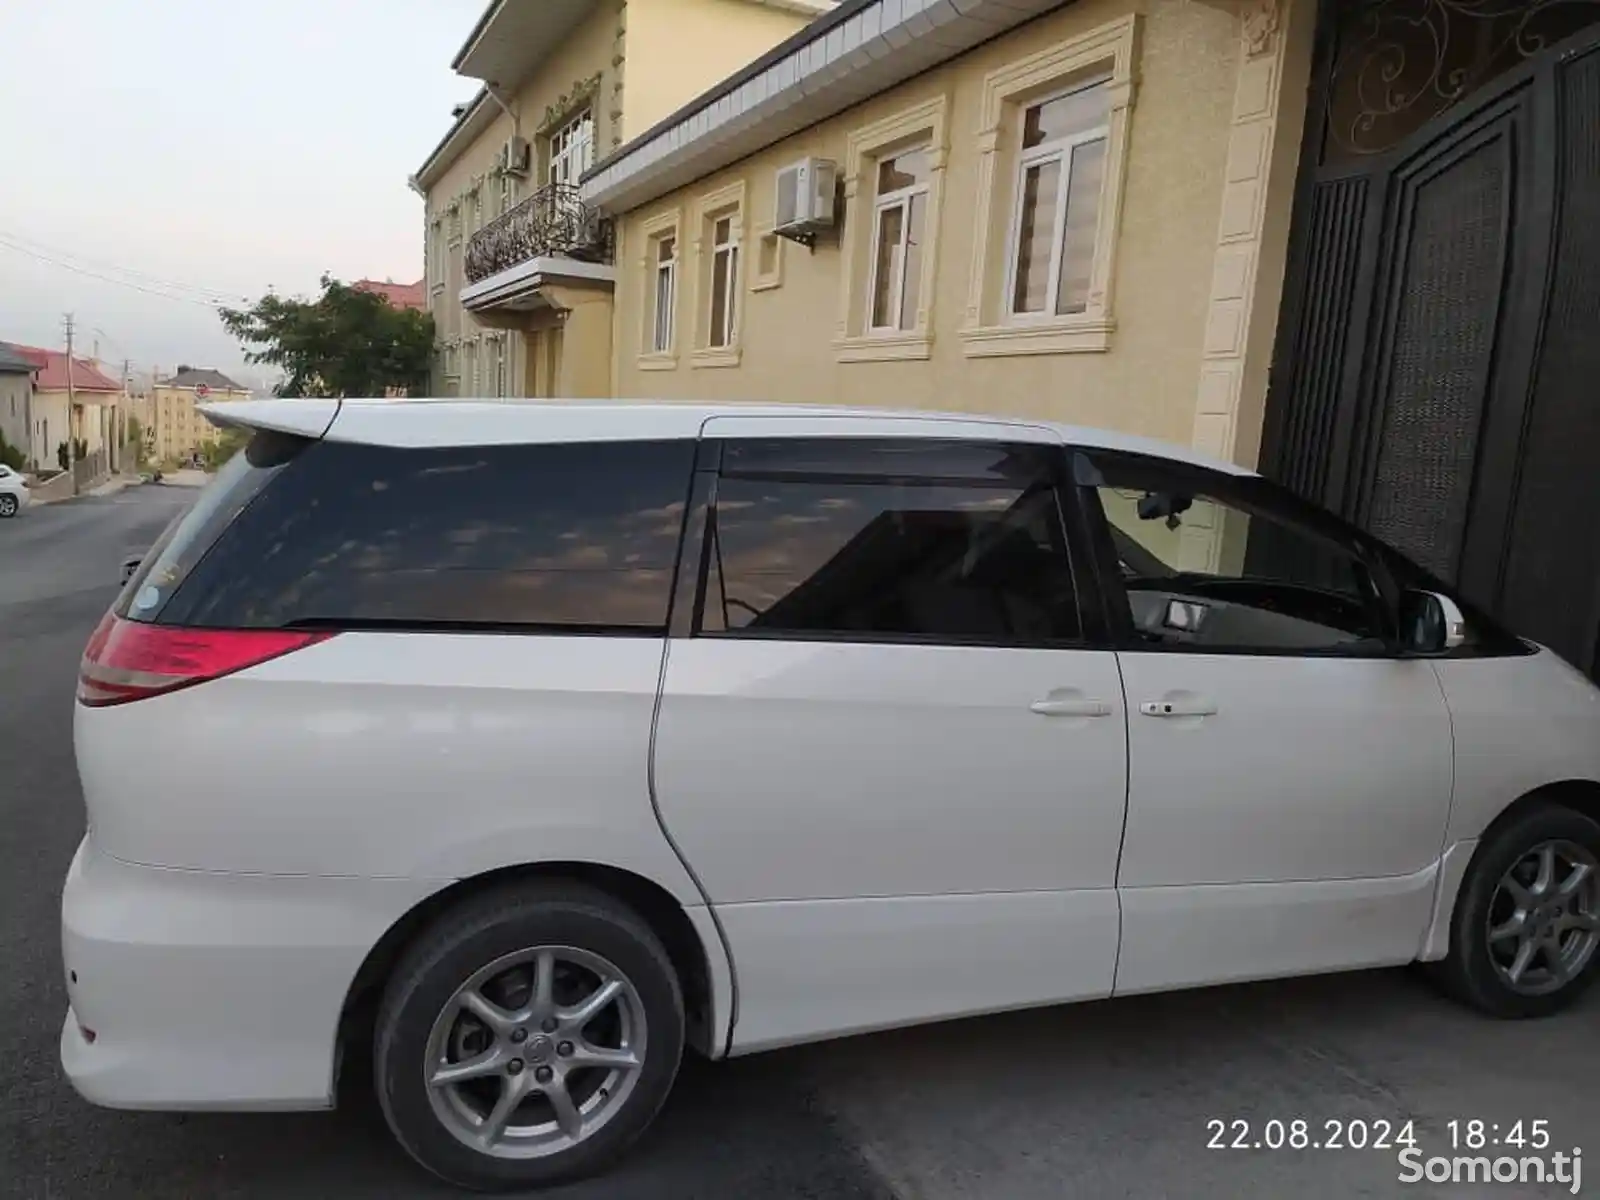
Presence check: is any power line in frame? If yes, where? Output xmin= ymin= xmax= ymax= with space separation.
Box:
xmin=0 ymin=228 xmax=248 ymax=302
xmin=0 ymin=233 xmax=250 ymax=307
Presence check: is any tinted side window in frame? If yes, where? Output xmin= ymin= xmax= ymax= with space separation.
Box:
xmin=164 ymin=438 xmax=696 ymax=632
xmin=1086 ymin=454 xmax=1385 ymax=652
xmin=700 ymin=442 xmax=1080 ymax=643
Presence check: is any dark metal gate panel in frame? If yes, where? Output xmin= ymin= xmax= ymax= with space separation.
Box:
xmin=1359 ymin=117 xmax=1516 ymax=579
xmin=1272 ymin=177 xmax=1369 ymax=504
xmin=1495 ymin=44 xmax=1600 ymax=675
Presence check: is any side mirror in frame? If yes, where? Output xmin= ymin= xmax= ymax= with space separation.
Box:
xmin=1399 ymin=589 xmax=1468 ymax=654
xmin=120 ymin=554 xmax=143 ymax=584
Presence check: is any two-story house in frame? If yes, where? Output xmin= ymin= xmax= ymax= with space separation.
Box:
xmin=411 ymin=0 xmax=835 ymax=399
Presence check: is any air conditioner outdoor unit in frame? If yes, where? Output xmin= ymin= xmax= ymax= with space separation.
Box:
xmin=773 ymin=157 xmax=837 ymax=244
xmin=501 ymin=136 xmax=532 ymax=177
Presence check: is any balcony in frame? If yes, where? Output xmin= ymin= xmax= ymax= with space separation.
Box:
xmin=465 ymin=183 xmax=612 ymax=284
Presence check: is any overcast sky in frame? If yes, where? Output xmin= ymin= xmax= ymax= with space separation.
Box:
xmin=0 ymin=0 xmax=483 ymax=383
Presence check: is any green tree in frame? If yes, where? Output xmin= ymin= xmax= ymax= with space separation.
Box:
xmin=0 ymin=429 xmax=24 ymax=471
xmin=200 ymin=426 xmax=250 ymax=471
xmin=219 ymin=274 xmax=435 ymax=398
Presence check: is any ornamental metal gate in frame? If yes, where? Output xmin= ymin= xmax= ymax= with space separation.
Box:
xmin=1261 ymin=0 xmax=1600 ymax=675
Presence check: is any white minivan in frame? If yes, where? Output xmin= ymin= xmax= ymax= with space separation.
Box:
xmin=64 ymin=399 xmax=1600 ymax=1191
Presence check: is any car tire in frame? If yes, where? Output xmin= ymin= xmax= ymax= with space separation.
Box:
xmin=1429 ymin=801 xmax=1600 ymax=1018
xmin=374 ymin=881 xmax=685 ymax=1192
xmin=0 ymin=494 xmax=17 ymax=518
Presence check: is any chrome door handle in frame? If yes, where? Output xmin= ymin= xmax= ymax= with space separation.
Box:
xmin=1030 ymin=698 xmax=1113 ymax=718
xmin=1139 ymin=699 xmax=1219 ymax=718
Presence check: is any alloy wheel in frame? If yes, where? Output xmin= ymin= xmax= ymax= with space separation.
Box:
xmin=0 ymin=495 xmax=16 ymax=517
xmin=1485 ymin=839 xmax=1599 ymax=996
xmin=422 ymin=945 xmax=647 ymax=1159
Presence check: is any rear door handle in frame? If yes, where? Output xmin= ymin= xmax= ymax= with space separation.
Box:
xmin=1030 ymin=697 xmax=1113 ymax=718
xmin=1139 ymin=698 xmax=1219 ymax=718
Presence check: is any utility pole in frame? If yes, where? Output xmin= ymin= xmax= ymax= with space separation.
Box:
xmin=63 ymin=313 xmax=77 ymax=493
xmin=118 ymin=358 xmax=131 ymax=474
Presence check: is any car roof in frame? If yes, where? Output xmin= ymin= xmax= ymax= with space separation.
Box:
xmin=198 ymin=396 xmax=1255 ymax=478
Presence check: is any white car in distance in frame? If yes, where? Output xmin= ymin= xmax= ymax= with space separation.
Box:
xmin=63 ymin=398 xmax=1600 ymax=1192
xmin=0 ymin=463 xmax=30 ymax=517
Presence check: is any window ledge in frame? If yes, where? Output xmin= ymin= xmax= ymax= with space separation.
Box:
xmin=834 ymin=332 xmax=933 ymax=363
xmin=691 ymin=347 xmax=742 ymax=369
xmin=637 ymin=353 xmax=678 ymax=372
xmin=959 ymin=318 xmax=1114 ymax=358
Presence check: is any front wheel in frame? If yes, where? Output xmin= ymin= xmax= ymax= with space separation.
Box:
xmin=0 ymin=493 xmax=18 ymax=518
xmin=1430 ymin=802 xmax=1600 ymax=1018
xmin=374 ymin=882 xmax=685 ymax=1191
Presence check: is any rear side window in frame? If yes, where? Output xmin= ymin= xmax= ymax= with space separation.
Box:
xmin=117 ymin=430 xmax=308 ymax=622
xmin=699 ymin=439 xmax=1081 ymax=644
xmin=157 ymin=438 xmax=696 ymax=633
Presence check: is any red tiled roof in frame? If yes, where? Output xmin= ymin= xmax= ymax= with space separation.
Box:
xmin=354 ymin=278 xmax=426 ymax=311
xmin=7 ymin=344 xmax=122 ymax=392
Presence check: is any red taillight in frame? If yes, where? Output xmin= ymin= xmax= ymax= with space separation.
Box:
xmin=77 ymin=613 xmax=331 ymax=707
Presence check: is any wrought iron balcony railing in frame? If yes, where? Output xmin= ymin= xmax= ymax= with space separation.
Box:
xmin=464 ymin=183 xmax=613 ymax=284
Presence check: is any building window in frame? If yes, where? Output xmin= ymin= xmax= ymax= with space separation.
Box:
xmin=687 ymin=184 xmax=743 ymax=367
xmin=498 ymin=171 xmax=514 ymax=216
xmin=834 ymin=97 xmax=949 ymax=363
xmin=707 ymin=216 xmax=739 ymax=349
xmin=867 ymin=147 xmax=931 ymax=332
xmin=549 ymin=110 xmax=594 ymax=187
xmin=961 ymin=14 xmax=1139 ymax=358
xmin=1006 ymin=80 xmax=1109 ymax=319
xmin=637 ymin=209 xmax=682 ymax=368
xmin=652 ymin=234 xmax=677 ymax=354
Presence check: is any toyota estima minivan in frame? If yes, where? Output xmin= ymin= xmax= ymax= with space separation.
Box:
xmin=65 ymin=398 xmax=1600 ymax=1191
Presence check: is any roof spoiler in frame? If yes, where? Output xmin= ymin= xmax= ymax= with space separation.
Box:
xmin=197 ymin=398 xmax=342 ymax=440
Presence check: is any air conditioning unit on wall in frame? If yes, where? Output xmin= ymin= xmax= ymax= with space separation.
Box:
xmin=773 ymin=157 xmax=837 ymax=247
xmin=501 ymin=136 xmax=531 ymax=177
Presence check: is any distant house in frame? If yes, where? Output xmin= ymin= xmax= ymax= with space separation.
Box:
xmin=147 ymin=366 xmax=250 ymax=463
xmin=354 ymin=278 xmax=426 ymax=311
xmin=6 ymin=345 xmax=123 ymax=470
xmin=0 ymin=343 xmax=33 ymax=465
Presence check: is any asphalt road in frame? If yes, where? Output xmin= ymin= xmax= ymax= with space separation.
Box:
xmin=4 ymin=485 xmax=1598 ymax=1199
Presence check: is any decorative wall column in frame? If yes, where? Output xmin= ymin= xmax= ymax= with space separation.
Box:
xmin=1177 ymin=0 xmax=1308 ymax=573
xmin=1189 ymin=0 xmax=1295 ymax=467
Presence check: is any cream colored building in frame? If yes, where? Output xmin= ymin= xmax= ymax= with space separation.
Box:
xmin=412 ymin=0 xmax=835 ymax=398
xmin=146 ymin=368 xmax=251 ymax=464
xmin=580 ymin=0 xmax=1310 ymax=484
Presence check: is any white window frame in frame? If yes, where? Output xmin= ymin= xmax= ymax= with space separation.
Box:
xmin=549 ymin=109 xmax=595 ymax=188
xmin=1002 ymin=78 xmax=1112 ymax=324
xmin=492 ymin=337 xmax=508 ymax=397
xmin=706 ymin=215 xmax=740 ymax=350
xmin=865 ymin=146 xmax=932 ymax=334
xmin=652 ymin=234 xmax=678 ymax=354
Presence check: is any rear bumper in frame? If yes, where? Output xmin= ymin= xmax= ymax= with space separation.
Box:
xmin=59 ymin=836 xmax=441 ymax=1111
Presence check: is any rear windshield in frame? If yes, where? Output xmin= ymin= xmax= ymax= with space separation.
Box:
xmin=141 ymin=437 xmax=697 ymax=634
xmin=115 ymin=430 xmax=310 ymax=623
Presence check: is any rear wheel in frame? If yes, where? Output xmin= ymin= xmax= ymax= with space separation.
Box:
xmin=1431 ymin=803 xmax=1600 ymax=1018
xmin=374 ymin=882 xmax=685 ymax=1191
xmin=0 ymin=494 xmax=18 ymax=518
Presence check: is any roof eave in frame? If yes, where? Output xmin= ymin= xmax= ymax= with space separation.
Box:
xmin=582 ymin=0 xmax=1077 ymax=214
xmin=412 ymin=89 xmax=496 ymax=193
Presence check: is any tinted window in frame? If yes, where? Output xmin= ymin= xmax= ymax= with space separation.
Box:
xmin=700 ymin=445 xmax=1079 ymax=643
xmin=117 ymin=430 xmax=307 ymax=623
xmin=1088 ymin=455 xmax=1385 ymax=652
xmin=160 ymin=438 xmax=695 ymax=632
